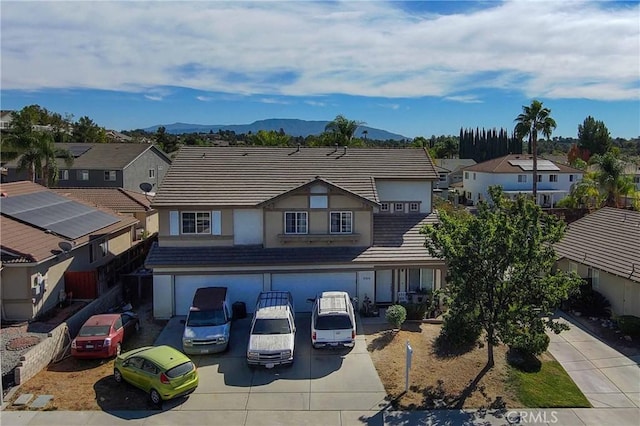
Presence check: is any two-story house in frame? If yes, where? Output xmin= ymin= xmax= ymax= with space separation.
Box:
xmin=0 ymin=181 xmax=140 ymax=321
xmin=461 ymin=154 xmax=583 ymax=207
xmin=145 ymin=146 xmax=446 ymax=319
xmin=4 ymin=143 xmax=171 ymax=194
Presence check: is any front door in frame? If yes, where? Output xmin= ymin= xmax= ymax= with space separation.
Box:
xmin=375 ymin=270 xmax=393 ymax=303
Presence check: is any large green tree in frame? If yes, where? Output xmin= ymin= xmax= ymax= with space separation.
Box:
xmin=514 ymin=100 xmax=557 ymax=200
xmin=72 ymin=116 xmax=106 ymax=143
xmin=423 ymin=187 xmax=581 ymax=367
xmin=578 ymin=116 xmax=611 ymax=159
xmin=590 ymin=151 xmax=635 ymax=208
xmin=324 ymin=114 xmax=365 ymax=146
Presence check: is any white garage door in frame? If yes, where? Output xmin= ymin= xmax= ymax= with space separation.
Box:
xmin=174 ymin=275 xmax=264 ymax=316
xmin=272 ymin=272 xmax=357 ymax=312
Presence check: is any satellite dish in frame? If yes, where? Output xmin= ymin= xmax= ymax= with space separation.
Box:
xmin=58 ymin=241 xmax=73 ymax=253
xmin=139 ymin=182 xmax=153 ymax=193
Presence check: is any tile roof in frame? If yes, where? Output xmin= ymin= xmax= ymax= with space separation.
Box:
xmin=463 ymin=154 xmax=582 ymax=174
xmin=555 ymin=207 xmax=640 ymax=282
xmin=152 ymin=146 xmax=438 ymax=207
xmin=52 ymin=188 xmax=153 ymax=212
xmin=3 ymin=143 xmax=170 ymax=170
xmin=433 ymin=159 xmax=477 ymax=172
xmin=0 ymin=181 xmax=139 ymax=263
xmin=145 ymin=213 xmax=442 ymax=268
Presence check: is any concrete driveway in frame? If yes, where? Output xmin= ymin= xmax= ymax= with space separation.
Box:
xmin=547 ymin=312 xmax=640 ymax=408
xmin=154 ymin=313 xmax=388 ymax=414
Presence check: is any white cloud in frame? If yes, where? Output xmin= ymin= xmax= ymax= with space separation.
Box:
xmin=305 ymin=100 xmax=326 ymax=107
xmin=377 ymin=103 xmax=400 ymax=110
xmin=445 ymin=95 xmax=483 ymax=104
xmin=196 ymin=96 xmax=212 ymax=102
xmin=144 ymin=95 xmax=163 ymax=101
xmin=1 ymin=1 xmax=638 ymax=101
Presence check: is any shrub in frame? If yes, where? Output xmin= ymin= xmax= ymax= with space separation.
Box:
xmin=438 ymin=306 xmax=482 ymax=350
xmin=567 ymin=287 xmax=611 ymax=318
xmin=617 ymin=315 xmax=640 ymax=337
xmin=403 ymin=303 xmax=428 ymax=320
xmin=508 ymin=329 xmax=550 ymax=356
xmin=385 ymin=304 xmax=407 ymax=329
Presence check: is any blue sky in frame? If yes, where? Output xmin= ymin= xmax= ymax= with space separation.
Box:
xmin=1 ymin=1 xmax=639 ymax=139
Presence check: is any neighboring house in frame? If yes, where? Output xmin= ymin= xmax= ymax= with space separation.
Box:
xmin=433 ymin=159 xmax=477 ymax=190
xmin=4 ymin=143 xmax=171 ymax=194
xmin=461 ymin=154 xmax=583 ymax=207
xmin=52 ymin=187 xmax=158 ymax=239
xmin=105 ymin=130 xmax=133 ymax=143
xmin=145 ymin=146 xmax=446 ymax=319
xmin=555 ymin=207 xmax=640 ymax=318
xmin=0 ymin=110 xmax=14 ymax=130
xmin=625 ymin=162 xmax=640 ymax=191
xmin=0 ymin=181 xmax=142 ymax=321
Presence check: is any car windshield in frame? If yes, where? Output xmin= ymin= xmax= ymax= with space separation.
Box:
xmin=252 ymin=319 xmax=291 ymax=335
xmin=186 ymin=309 xmax=226 ymax=327
xmin=165 ymin=361 xmax=194 ymax=378
xmin=78 ymin=325 xmax=111 ymax=337
xmin=315 ymin=315 xmax=352 ymax=330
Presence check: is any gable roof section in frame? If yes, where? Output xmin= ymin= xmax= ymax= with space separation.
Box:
xmin=0 ymin=181 xmax=138 ymax=263
xmin=52 ymin=188 xmax=153 ymax=212
xmin=257 ymin=177 xmax=379 ymax=208
xmin=555 ymin=207 xmax=640 ymax=283
xmin=434 ymin=159 xmax=477 ymax=173
xmin=153 ymin=146 xmax=438 ymax=207
xmin=145 ymin=213 xmax=441 ymax=268
xmin=4 ymin=143 xmax=170 ymax=170
xmin=463 ymin=154 xmax=582 ymax=174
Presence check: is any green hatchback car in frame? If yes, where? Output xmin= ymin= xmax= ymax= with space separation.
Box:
xmin=114 ymin=345 xmax=199 ymax=405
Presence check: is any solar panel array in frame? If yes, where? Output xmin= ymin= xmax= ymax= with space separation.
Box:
xmin=66 ymin=145 xmax=92 ymax=158
xmin=1 ymin=191 xmax=120 ymax=239
xmin=508 ymin=159 xmax=560 ymax=171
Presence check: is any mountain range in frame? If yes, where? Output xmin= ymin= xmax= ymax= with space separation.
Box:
xmin=143 ymin=118 xmax=409 ymax=141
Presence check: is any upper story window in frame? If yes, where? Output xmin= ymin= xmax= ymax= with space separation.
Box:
xmin=104 ymin=170 xmax=117 ymax=181
xmin=634 ymin=176 xmax=640 ymax=184
xmin=409 ymin=202 xmax=419 ymax=212
xmin=518 ymin=174 xmax=527 ymax=183
xmin=149 ymin=169 xmax=156 ymax=179
xmin=394 ymin=202 xmax=404 ymax=213
xmin=77 ymin=170 xmax=89 ymax=181
xmin=284 ymin=211 xmax=307 ymax=234
xmin=473 ymin=172 xmax=476 ymax=180
xmin=59 ymin=170 xmax=69 ymax=181
xmin=537 ymin=174 xmax=543 ymax=182
xmin=309 ymin=195 xmax=328 ymax=209
xmin=549 ymin=174 xmax=558 ymax=182
xmin=464 ymin=172 xmax=469 ymax=180
xmin=569 ymin=174 xmax=575 ymax=182
xmin=439 ymin=173 xmax=447 ymax=182
xmin=330 ymin=211 xmax=352 ymax=234
xmin=380 ymin=203 xmax=389 ymax=212
xmin=181 ymin=212 xmax=211 ymax=234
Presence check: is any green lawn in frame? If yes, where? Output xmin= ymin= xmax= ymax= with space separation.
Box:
xmin=508 ymin=360 xmax=591 ymax=408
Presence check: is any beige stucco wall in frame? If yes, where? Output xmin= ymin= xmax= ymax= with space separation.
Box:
xmin=157 ymin=207 xmax=234 ymax=246
xmin=557 ymin=258 xmax=640 ymax=317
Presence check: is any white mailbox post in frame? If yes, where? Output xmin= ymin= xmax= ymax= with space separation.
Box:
xmin=405 ymin=340 xmax=413 ymax=392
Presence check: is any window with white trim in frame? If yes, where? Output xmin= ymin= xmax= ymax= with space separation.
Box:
xmin=518 ymin=174 xmax=527 ymax=183
xmin=149 ymin=169 xmax=156 ymax=179
xmin=78 ymin=170 xmax=89 ymax=181
xmin=537 ymin=174 xmax=543 ymax=182
xmin=409 ymin=202 xmax=419 ymax=212
xmin=549 ymin=174 xmax=558 ymax=182
xmin=284 ymin=211 xmax=307 ymax=234
xmin=99 ymin=240 xmax=108 ymax=257
xmin=464 ymin=172 xmax=469 ymax=179
xmin=330 ymin=211 xmax=352 ymax=234
xmin=394 ymin=202 xmax=404 ymax=213
xmin=59 ymin=170 xmax=69 ymax=181
xmin=181 ymin=212 xmax=211 ymax=234
xmin=380 ymin=203 xmax=389 ymax=212
xmin=104 ymin=170 xmax=116 ymax=181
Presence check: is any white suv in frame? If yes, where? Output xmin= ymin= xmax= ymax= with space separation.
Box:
xmin=247 ymin=291 xmax=296 ymax=368
xmin=310 ymin=291 xmax=356 ymax=349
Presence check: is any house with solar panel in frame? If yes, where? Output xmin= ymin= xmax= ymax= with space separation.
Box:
xmin=3 ymin=143 xmax=171 ymax=194
xmin=0 ymin=181 xmax=145 ymax=321
xmin=460 ymin=154 xmax=584 ymax=207
xmin=145 ymin=146 xmax=447 ymax=319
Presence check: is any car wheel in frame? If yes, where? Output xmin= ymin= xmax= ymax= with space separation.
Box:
xmin=113 ymin=368 xmax=123 ymax=383
xmin=115 ymin=342 xmax=122 ymax=357
xmin=134 ymin=322 xmax=140 ymax=332
xmin=150 ymin=389 xmax=162 ymax=406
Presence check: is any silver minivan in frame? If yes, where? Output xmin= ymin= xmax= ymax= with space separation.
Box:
xmin=182 ymin=287 xmax=232 ymax=355
xmin=310 ymin=291 xmax=356 ymax=349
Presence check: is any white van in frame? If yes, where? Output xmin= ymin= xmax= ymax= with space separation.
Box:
xmin=182 ymin=287 xmax=232 ymax=355
xmin=310 ymin=291 xmax=356 ymax=349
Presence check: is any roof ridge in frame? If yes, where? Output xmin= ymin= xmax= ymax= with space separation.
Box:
xmin=118 ymin=188 xmax=151 ymax=210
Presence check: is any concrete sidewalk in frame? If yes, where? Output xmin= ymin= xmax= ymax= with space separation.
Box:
xmin=547 ymin=313 xmax=640 ymax=408
xmin=2 ymin=407 xmax=640 ymax=425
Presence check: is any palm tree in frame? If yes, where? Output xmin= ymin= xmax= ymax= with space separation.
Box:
xmin=590 ymin=152 xmax=634 ymax=208
xmin=514 ymin=100 xmax=557 ymax=201
xmin=325 ymin=115 xmax=365 ymax=146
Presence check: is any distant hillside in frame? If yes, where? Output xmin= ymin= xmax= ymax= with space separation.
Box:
xmin=143 ymin=118 xmax=408 ymax=141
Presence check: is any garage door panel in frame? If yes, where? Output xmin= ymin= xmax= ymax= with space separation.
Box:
xmin=272 ymin=272 xmax=357 ymax=312
xmin=174 ymin=275 xmax=263 ymax=316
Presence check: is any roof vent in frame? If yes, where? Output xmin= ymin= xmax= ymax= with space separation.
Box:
xmin=0 ymin=192 xmax=7 ymax=197
xmin=343 ymin=146 xmax=347 ymax=154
